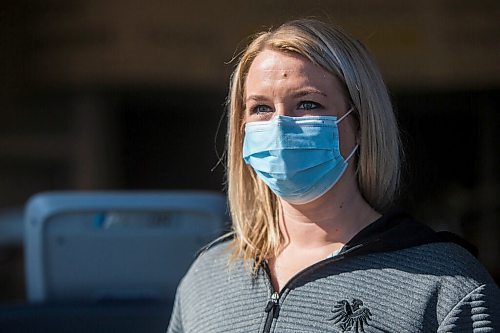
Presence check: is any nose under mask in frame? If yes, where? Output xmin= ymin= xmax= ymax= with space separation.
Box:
xmin=242 ymin=108 xmax=358 ymax=204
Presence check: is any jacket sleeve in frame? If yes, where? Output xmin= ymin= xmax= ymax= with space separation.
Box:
xmin=438 ymin=284 xmax=500 ymax=332
xmin=166 ymin=288 xmax=184 ymax=333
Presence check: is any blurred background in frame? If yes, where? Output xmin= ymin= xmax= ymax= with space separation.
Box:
xmin=0 ymin=0 xmax=498 ymax=303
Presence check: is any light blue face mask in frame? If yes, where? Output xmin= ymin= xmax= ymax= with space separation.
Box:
xmin=242 ymin=108 xmax=358 ymax=205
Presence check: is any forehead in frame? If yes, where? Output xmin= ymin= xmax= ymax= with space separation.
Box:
xmin=244 ymin=49 xmax=340 ymax=95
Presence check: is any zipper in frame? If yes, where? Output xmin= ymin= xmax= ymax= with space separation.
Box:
xmin=263 ymin=291 xmax=280 ymax=333
xmin=260 ymin=244 xmax=364 ymax=333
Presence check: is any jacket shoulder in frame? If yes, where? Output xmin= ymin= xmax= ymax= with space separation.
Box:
xmin=399 ymin=242 xmax=499 ymax=327
xmin=405 ymin=242 xmax=495 ymax=283
xmin=176 ymin=238 xmax=243 ymax=299
xmin=183 ymin=239 xmax=233 ymax=282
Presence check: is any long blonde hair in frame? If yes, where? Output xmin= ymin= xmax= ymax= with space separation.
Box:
xmin=226 ymin=19 xmax=401 ymax=270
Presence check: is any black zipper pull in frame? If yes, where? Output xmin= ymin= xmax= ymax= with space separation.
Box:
xmin=263 ymin=292 xmax=280 ymax=332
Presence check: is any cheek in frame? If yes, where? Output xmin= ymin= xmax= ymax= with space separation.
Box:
xmin=338 ymin=120 xmax=357 ymax=156
xmin=239 ymin=116 xmax=248 ymax=135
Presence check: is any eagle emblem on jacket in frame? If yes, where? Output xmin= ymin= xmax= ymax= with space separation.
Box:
xmin=327 ymin=298 xmax=372 ymax=333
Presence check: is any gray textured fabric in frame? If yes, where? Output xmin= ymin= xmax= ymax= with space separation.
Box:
xmin=167 ymin=241 xmax=499 ymax=333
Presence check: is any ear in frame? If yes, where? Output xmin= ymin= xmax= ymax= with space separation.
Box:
xmin=350 ymin=106 xmax=361 ymax=140
xmin=356 ymin=130 xmax=361 ymax=145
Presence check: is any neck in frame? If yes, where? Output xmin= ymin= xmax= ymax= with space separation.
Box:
xmin=277 ymin=178 xmax=380 ymax=251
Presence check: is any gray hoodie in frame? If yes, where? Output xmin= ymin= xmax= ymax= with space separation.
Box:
xmin=167 ymin=211 xmax=500 ymax=333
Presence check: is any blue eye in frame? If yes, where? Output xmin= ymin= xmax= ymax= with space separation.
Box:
xmin=252 ymin=105 xmax=273 ymax=114
xmin=298 ymin=101 xmax=320 ymax=110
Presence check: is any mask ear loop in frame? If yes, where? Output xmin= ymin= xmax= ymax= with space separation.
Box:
xmin=337 ymin=106 xmax=359 ymax=163
xmin=345 ymin=144 xmax=359 ymax=162
xmin=335 ymin=107 xmax=355 ymax=124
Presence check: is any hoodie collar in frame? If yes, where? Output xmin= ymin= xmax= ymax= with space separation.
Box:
xmin=339 ymin=209 xmax=478 ymax=258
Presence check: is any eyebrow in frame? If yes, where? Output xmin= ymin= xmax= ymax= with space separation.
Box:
xmin=292 ymin=89 xmax=327 ymax=98
xmin=245 ymin=89 xmax=327 ymax=103
xmin=245 ymin=95 xmax=268 ymax=103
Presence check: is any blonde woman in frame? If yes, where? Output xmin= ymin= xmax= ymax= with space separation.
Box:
xmin=167 ymin=19 xmax=499 ymax=333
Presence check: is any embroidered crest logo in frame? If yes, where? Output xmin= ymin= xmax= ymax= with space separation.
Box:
xmin=327 ymin=299 xmax=372 ymax=333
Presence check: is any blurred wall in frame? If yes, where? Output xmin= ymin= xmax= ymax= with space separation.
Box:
xmin=3 ymin=0 xmax=499 ymax=88
xmin=0 ymin=0 xmax=499 ymax=301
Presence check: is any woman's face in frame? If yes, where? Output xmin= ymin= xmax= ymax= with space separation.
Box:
xmin=244 ymin=48 xmax=358 ymax=160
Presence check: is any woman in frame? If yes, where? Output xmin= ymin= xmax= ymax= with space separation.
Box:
xmin=167 ymin=19 xmax=499 ymax=333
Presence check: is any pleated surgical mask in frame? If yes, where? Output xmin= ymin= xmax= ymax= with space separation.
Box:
xmin=242 ymin=108 xmax=357 ymax=204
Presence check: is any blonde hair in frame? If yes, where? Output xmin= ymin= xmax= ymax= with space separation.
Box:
xmin=226 ymin=19 xmax=401 ymax=269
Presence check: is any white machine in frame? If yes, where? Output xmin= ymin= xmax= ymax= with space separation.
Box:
xmin=24 ymin=191 xmax=227 ymax=303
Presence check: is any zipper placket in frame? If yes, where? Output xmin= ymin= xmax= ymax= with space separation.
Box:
xmin=260 ymin=244 xmax=363 ymax=333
